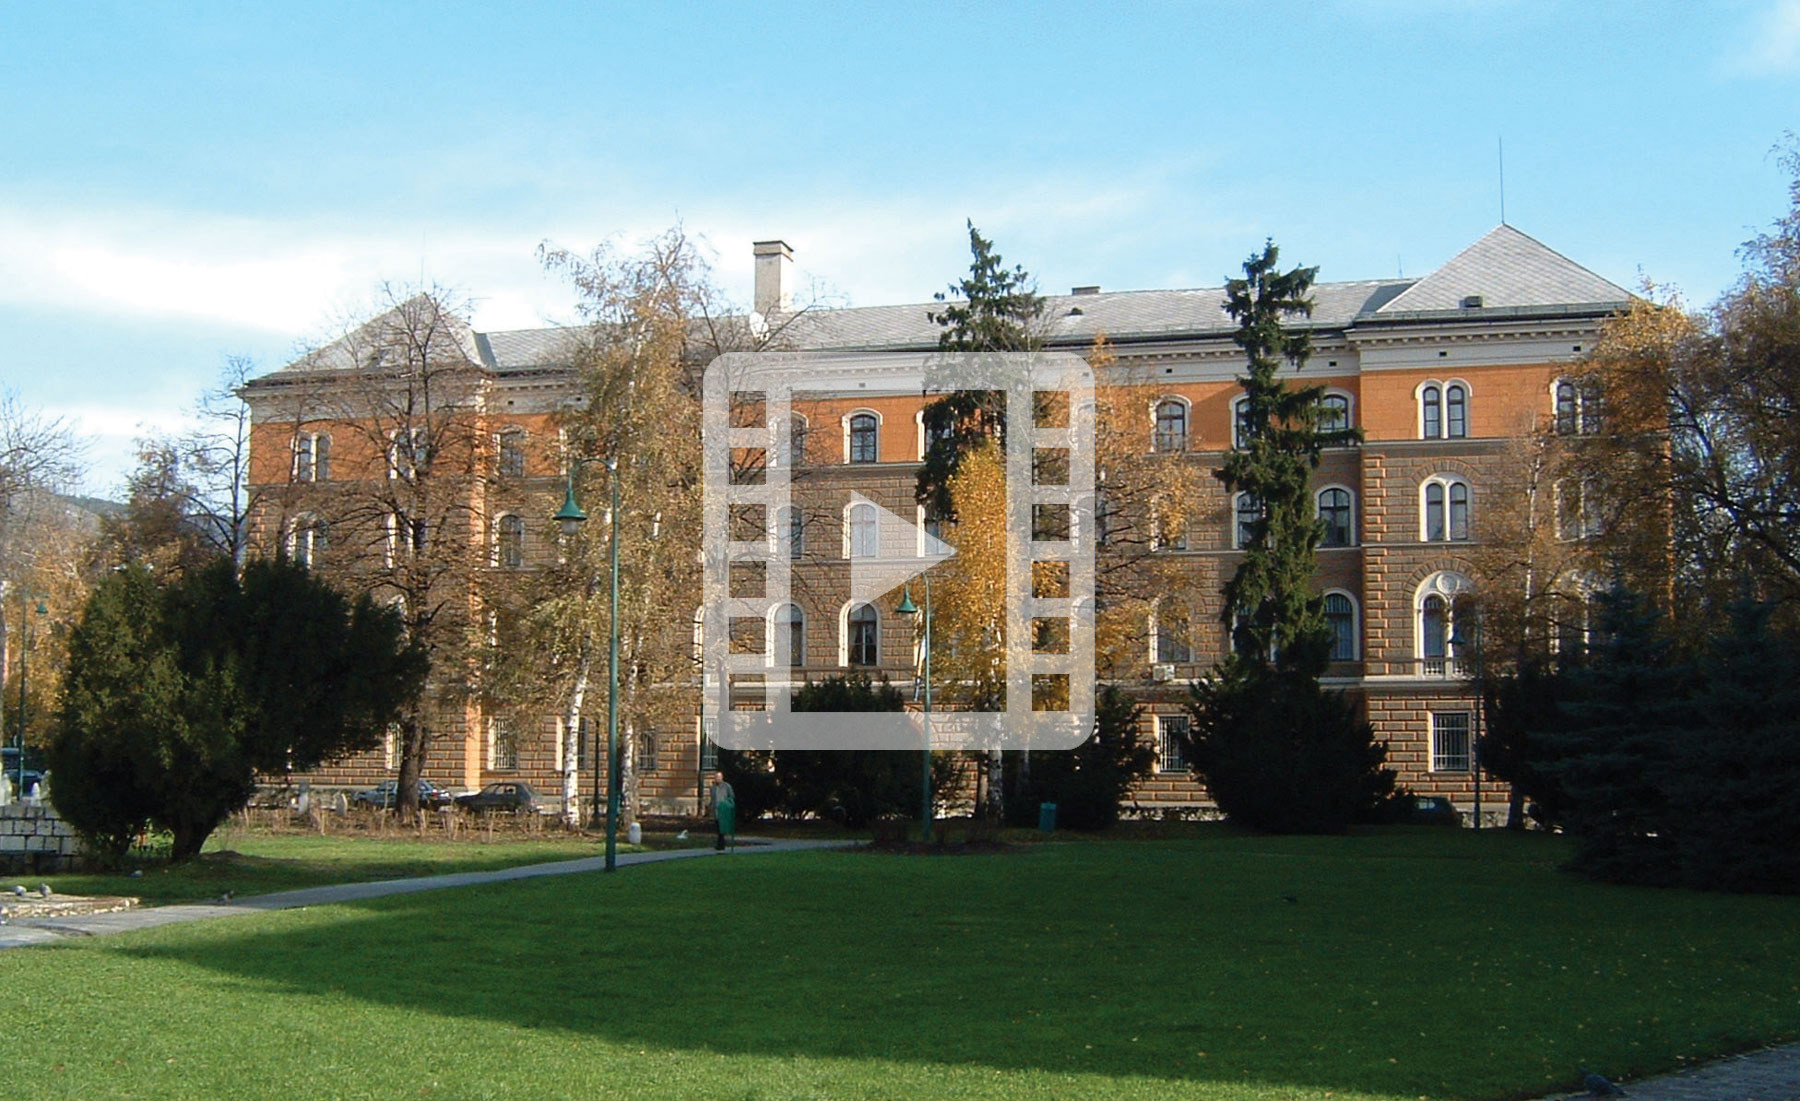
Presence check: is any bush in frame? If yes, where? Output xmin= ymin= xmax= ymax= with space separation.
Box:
xmin=1003 ymin=685 xmax=1155 ymax=831
xmin=718 ymin=673 xmax=928 ymax=828
xmin=1183 ymin=663 xmax=1396 ymax=834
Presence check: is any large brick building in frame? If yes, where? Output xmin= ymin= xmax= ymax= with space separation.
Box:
xmin=242 ymin=225 xmax=1630 ymax=821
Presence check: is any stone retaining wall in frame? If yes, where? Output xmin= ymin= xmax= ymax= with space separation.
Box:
xmin=0 ymin=803 xmax=81 ymax=873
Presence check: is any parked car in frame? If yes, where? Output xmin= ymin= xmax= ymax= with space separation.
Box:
xmin=353 ymin=779 xmax=453 ymax=810
xmin=456 ymin=781 xmax=538 ymax=814
xmin=1386 ymin=794 xmax=1463 ymax=827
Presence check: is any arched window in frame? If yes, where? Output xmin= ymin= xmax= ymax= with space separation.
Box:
xmin=773 ymin=603 xmax=805 ymax=669
xmin=848 ymin=412 xmax=879 ymax=463
xmin=497 ymin=429 xmax=527 ymax=479
xmin=1318 ymin=393 xmax=1351 ymax=436
xmin=846 ymin=603 xmax=878 ymax=666
xmin=1422 ymin=476 xmax=1471 ymax=542
xmin=1153 ymin=601 xmax=1191 ymax=664
xmin=289 ymin=515 xmax=327 ymax=568
xmin=1420 ymin=384 xmax=1442 ymax=439
xmin=1317 ymin=487 xmax=1354 ymax=548
xmin=848 ymin=502 xmax=878 ymax=558
xmin=786 ymin=506 xmax=805 ymax=560
xmin=496 ymin=514 xmax=525 ymax=569
xmin=1234 ymin=492 xmax=1263 ymax=549
xmin=1555 ymin=380 xmax=1579 ymax=435
xmin=1445 ymin=383 xmax=1468 ymax=438
xmin=1153 ymin=399 xmax=1188 ymax=453
xmin=1324 ymin=592 xmax=1357 ymax=661
xmin=790 ymin=414 xmax=809 ymax=468
xmin=1416 ymin=572 xmax=1475 ymax=675
xmin=294 ymin=432 xmax=331 ymax=482
xmin=1232 ymin=397 xmax=1255 ymax=449
xmin=1554 ymin=378 xmax=1603 ymax=435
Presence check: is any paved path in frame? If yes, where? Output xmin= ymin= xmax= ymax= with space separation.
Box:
xmin=4 ymin=840 xmax=1793 ymax=1099
xmin=0 ymin=837 xmax=839 ymax=951
xmin=1537 ymin=1043 xmax=1800 ymax=1100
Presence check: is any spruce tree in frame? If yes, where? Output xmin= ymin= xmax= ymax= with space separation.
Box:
xmin=1184 ymin=242 xmax=1394 ymax=833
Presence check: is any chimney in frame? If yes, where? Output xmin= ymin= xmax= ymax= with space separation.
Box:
xmin=753 ymin=240 xmax=794 ymax=314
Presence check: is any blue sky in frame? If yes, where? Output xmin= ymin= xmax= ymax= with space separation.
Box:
xmin=4 ymin=1 xmax=1797 ymax=495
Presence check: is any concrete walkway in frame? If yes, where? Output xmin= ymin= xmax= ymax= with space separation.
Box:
xmin=1537 ymin=1044 xmax=1800 ymax=1100
xmin=0 ymin=837 xmax=840 ymax=951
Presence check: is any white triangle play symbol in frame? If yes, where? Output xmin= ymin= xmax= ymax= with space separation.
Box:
xmin=846 ymin=491 xmax=956 ymax=604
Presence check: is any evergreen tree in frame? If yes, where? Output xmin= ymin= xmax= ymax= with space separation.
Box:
xmin=916 ymin=221 xmax=1044 ymax=520
xmin=1004 ymin=685 xmax=1156 ymax=830
xmin=1542 ymin=587 xmax=1693 ymax=885
xmin=1184 ymin=242 xmax=1394 ymax=833
xmin=51 ymin=558 xmax=425 ymax=861
xmin=721 ymin=673 xmax=922 ymax=828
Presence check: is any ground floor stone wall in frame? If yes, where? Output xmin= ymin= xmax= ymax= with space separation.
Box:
xmin=0 ymin=802 xmax=81 ymax=873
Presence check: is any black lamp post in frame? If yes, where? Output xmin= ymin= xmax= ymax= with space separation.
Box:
xmin=556 ymin=457 xmax=622 ymax=873
xmin=10 ymin=591 xmax=47 ymax=799
xmin=1451 ymin=625 xmax=1483 ymax=831
xmin=896 ymin=574 xmax=933 ymax=842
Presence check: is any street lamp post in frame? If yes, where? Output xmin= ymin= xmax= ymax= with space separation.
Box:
xmin=896 ymin=572 xmax=932 ymax=842
xmin=10 ymin=591 xmax=48 ymax=799
xmin=1451 ymin=627 xmax=1483 ymax=831
xmin=556 ymin=457 xmax=623 ymax=873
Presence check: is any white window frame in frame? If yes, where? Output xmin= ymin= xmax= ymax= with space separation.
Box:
xmin=1156 ymin=714 xmax=1190 ymax=775
xmin=1318 ymin=389 xmax=1354 ymax=438
xmin=1415 ymin=571 xmax=1474 ymax=676
xmin=1233 ymin=491 xmax=1263 ymax=550
xmin=768 ymin=602 xmax=805 ymax=669
xmin=1322 ymin=589 xmax=1360 ymax=662
xmin=845 ymin=501 xmax=879 ymax=559
xmin=844 ymin=409 xmax=882 ymax=464
xmin=1316 ymin=484 xmax=1356 ymax=548
xmin=1431 ymin=711 xmax=1473 ymax=773
xmin=1416 ymin=379 xmax=1472 ymax=439
xmin=1419 ymin=475 xmax=1472 ymax=542
xmin=1151 ymin=396 xmax=1190 ymax=454
xmin=842 ymin=601 xmax=880 ymax=667
xmin=1232 ymin=396 xmax=1254 ymax=450
xmin=488 ymin=715 xmax=518 ymax=772
xmin=1551 ymin=376 xmax=1602 ymax=436
xmin=288 ymin=514 xmax=326 ymax=568
xmin=293 ymin=431 xmax=331 ymax=483
xmin=1150 ymin=600 xmax=1192 ymax=665
xmin=496 ymin=428 xmax=528 ymax=479
xmin=493 ymin=512 xmax=525 ymax=569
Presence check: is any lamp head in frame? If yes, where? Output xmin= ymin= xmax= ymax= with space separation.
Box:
xmin=895 ymin=585 xmax=918 ymax=617
xmin=554 ymin=483 xmax=588 ymax=536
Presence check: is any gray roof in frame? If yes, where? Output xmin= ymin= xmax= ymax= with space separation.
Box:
xmin=255 ymin=225 xmax=1631 ymax=382
xmin=1374 ymin=224 xmax=1633 ymax=316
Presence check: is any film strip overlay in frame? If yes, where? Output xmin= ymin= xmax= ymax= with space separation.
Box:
xmin=702 ymin=351 xmax=1095 ymax=751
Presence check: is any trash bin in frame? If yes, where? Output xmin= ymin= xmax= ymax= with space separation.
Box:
xmin=1038 ymin=802 xmax=1057 ymax=833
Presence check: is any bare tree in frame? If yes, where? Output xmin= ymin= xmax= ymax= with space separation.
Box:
xmin=256 ymin=286 xmax=491 ymax=814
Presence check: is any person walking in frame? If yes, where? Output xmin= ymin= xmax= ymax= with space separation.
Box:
xmin=710 ymin=769 xmax=736 ymax=851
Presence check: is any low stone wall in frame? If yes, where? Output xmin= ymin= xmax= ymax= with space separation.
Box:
xmin=0 ymin=802 xmax=81 ymax=873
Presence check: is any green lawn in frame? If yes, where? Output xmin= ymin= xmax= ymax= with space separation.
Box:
xmin=5 ymin=828 xmax=1798 ymax=1100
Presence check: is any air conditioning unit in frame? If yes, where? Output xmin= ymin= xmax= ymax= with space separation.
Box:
xmin=1152 ymin=664 xmax=1175 ymax=682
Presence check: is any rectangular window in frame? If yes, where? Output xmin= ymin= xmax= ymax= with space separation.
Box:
xmin=294 ymin=433 xmax=330 ymax=482
xmin=636 ymin=732 xmax=660 ymax=774
xmin=1157 ymin=715 xmax=1189 ymax=774
xmin=1431 ymin=712 xmax=1472 ymax=772
xmin=699 ymin=717 xmax=719 ymax=773
xmin=1155 ymin=612 xmax=1191 ymax=664
xmin=489 ymin=717 xmax=519 ymax=772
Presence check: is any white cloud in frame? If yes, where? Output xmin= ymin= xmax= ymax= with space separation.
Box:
xmin=1744 ymin=0 xmax=1800 ymax=73
xmin=0 ymin=204 xmax=580 ymax=340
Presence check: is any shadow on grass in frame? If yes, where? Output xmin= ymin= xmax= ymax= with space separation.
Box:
xmin=110 ymin=832 xmax=1800 ymax=1099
